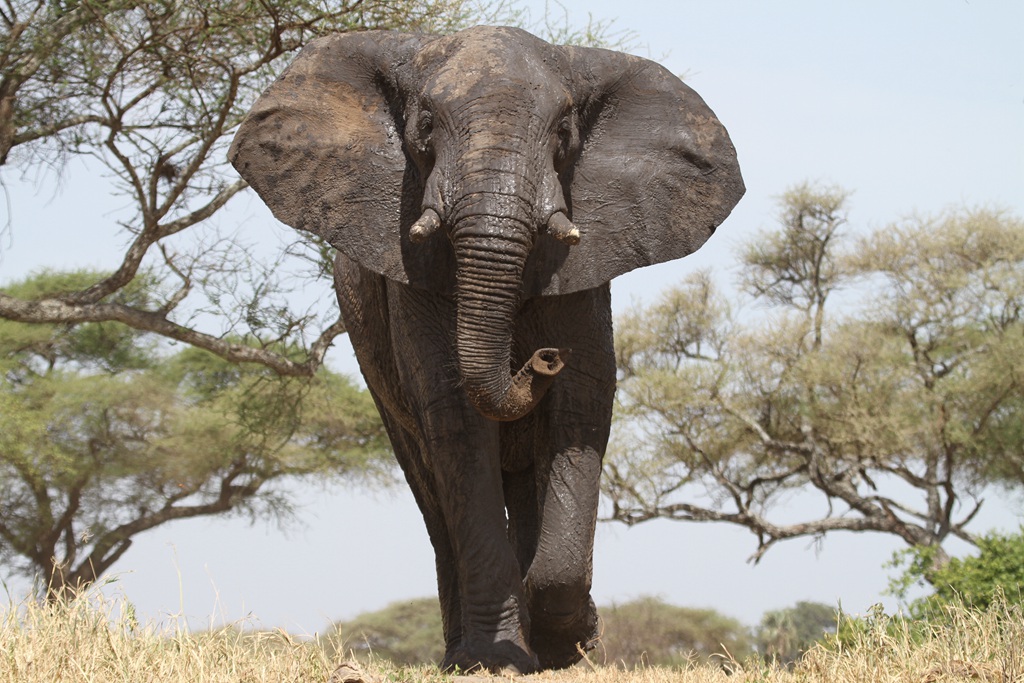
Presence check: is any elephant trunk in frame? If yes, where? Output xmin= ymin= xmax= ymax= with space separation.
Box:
xmin=452 ymin=218 xmax=566 ymax=422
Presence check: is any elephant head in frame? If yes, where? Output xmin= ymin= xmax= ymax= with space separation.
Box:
xmin=229 ymin=26 xmax=743 ymax=421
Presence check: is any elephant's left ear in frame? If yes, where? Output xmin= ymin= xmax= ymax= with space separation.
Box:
xmin=229 ymin=32 xmax=442 ymax=289
xmin=534 ymin=47 xmax=744 ymax=294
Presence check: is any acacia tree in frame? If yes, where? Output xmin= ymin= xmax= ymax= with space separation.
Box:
xmin=0 ymin=0 xmax=465 ymax=602
xmin=606 ymin=183 xmax=1024 ymax=569
xmin=0 ymin=270 xmax=391 ymax=599
xmin=0 ymin=0 xmax=485 ymax=372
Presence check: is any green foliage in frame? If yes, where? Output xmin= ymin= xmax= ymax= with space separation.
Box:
xmin=888 ymin=528 xmax=1024 ymax=618
xmin=754 ymin=601 xmax=836 ymax=665
xmin=607 ymin=183 xmax=1024 ymax=563
xmin=595 ymin=596 xmax=752 ymax=668
xmin=0 ymin=271 xmax=390 ymax=599
xmin=819 ymin=596 xmax=1024 ymax=681
xmin=325 ymin=598 xmax=445 ymax=666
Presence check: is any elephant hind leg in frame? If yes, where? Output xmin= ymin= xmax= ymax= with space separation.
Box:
xmin=388 ymin=422 xmax=463 ymax=655
xmin=501 ymin=421 xmax=540 ymax=578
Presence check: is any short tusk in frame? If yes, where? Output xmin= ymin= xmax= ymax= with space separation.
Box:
xmin=547 ymin=212 xmax=580 ymax=246
xmin=409 ymin=208 xmax=441 ymax=243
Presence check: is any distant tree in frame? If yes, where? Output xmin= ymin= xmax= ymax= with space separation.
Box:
xmin=605 ymin=184 xmax=1024 ymax=571
xmin=595 ymin=596 xmax=752 ymax=668
xmin=888 ymin=527 xmax=1024 ymax=618
xmin=326 ymin=597 xmax=444 ymax=666
xmin=754 ymin=601 xmax=836 ymax=664
xmin=0 ymin=270 xmax=390 ymax=600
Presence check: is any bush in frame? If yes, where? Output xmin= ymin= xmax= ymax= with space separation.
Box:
xmin=888 ymin=527 xmax=1024 ymax=619
xmin=325 ymin=597 xmax=444 ymax=666
xmin=595 ymin=596 xmax=752 ymax=668
xmin=812 ymin=597 xmax=1023 ymax=682
xmin=754 ymin=601 xmax=837 ymax=664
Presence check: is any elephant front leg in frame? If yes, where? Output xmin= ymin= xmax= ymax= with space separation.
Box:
xmin=334 ymin=257 xmax=464 ymax=657
xmin=510 ymin=283 xmax=617 ymax=670
xmin=387 ymin=283 xmax=539 ymax=674
xmin=524 ymin=446 xmax=604 ymax=669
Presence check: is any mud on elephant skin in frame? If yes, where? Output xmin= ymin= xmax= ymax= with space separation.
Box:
xmin=230 ymin=25 xmax=742 ymax=673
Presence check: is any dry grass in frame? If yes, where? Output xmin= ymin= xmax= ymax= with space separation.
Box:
xmin=2 ymin=587 xmax=1021 ymax=683
xmin=0 ymin=586 xmax=335 ymax=682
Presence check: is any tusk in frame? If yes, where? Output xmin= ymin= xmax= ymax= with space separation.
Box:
xmin=547 ymin=212 xmax=580 ymax=246
xmin=409 ymin=208 xmax=441 ymax=243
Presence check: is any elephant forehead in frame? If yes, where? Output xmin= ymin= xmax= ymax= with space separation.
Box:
xmin=415 ymin=29 xmax=563 ymax=102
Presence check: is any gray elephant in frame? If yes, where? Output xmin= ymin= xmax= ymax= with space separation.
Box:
xmin=229 ymin=26 xmax=742 ymax=673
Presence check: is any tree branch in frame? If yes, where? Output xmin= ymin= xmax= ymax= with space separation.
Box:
xmin=0 ymin=292 xmax=345 ymax=376
xmin=12 ymin=114 xmax=110 ymax=147
xmin=65 ymin=179 xmax=249 ymax=306
xmin=75 ymin=460 xmax=269 ymax=583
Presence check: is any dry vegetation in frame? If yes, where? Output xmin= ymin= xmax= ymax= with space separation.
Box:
xmin=2 ymin=587 xmax=1021 ymax=683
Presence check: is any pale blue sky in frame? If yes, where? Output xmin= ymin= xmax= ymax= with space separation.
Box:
xmin=1 ymin=1 xmax=1022 ymax=633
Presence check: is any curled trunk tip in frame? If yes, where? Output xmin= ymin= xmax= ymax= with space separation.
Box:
xmin=468 ymin=347 xmax=570 ymax=422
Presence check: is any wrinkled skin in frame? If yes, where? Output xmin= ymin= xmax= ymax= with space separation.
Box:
xmin=230 ymin=26 xmax=743 ymax=673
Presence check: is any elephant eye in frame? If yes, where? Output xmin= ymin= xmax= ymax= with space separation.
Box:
xmin=557 ymin=117 xmax=572 ymax=144
xmin=417 ymin=111 xmax=434 ymax=142
xmin=554 ymin=116 xmax=576 ymax=165
xmin=407 ymin=109 xmax=434 ymax=161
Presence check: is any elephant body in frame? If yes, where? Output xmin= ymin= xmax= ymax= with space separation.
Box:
xmin=336 ymin=255 xmax=614 ymax=670
xmin=230 ymin=26 xmax=743 ymax=673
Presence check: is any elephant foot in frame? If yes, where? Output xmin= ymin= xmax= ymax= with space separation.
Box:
xmin=441 ymin=639 xmax=539 ymax=675
xmin=529 ymin=597 xmax=599 ymax=670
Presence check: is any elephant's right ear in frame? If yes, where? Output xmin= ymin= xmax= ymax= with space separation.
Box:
xmin=229 ymin=32 xmax=435 ymax=287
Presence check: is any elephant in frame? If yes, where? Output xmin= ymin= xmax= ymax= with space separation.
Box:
xmin=229 ymin=25 xmax=743 ymax=673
